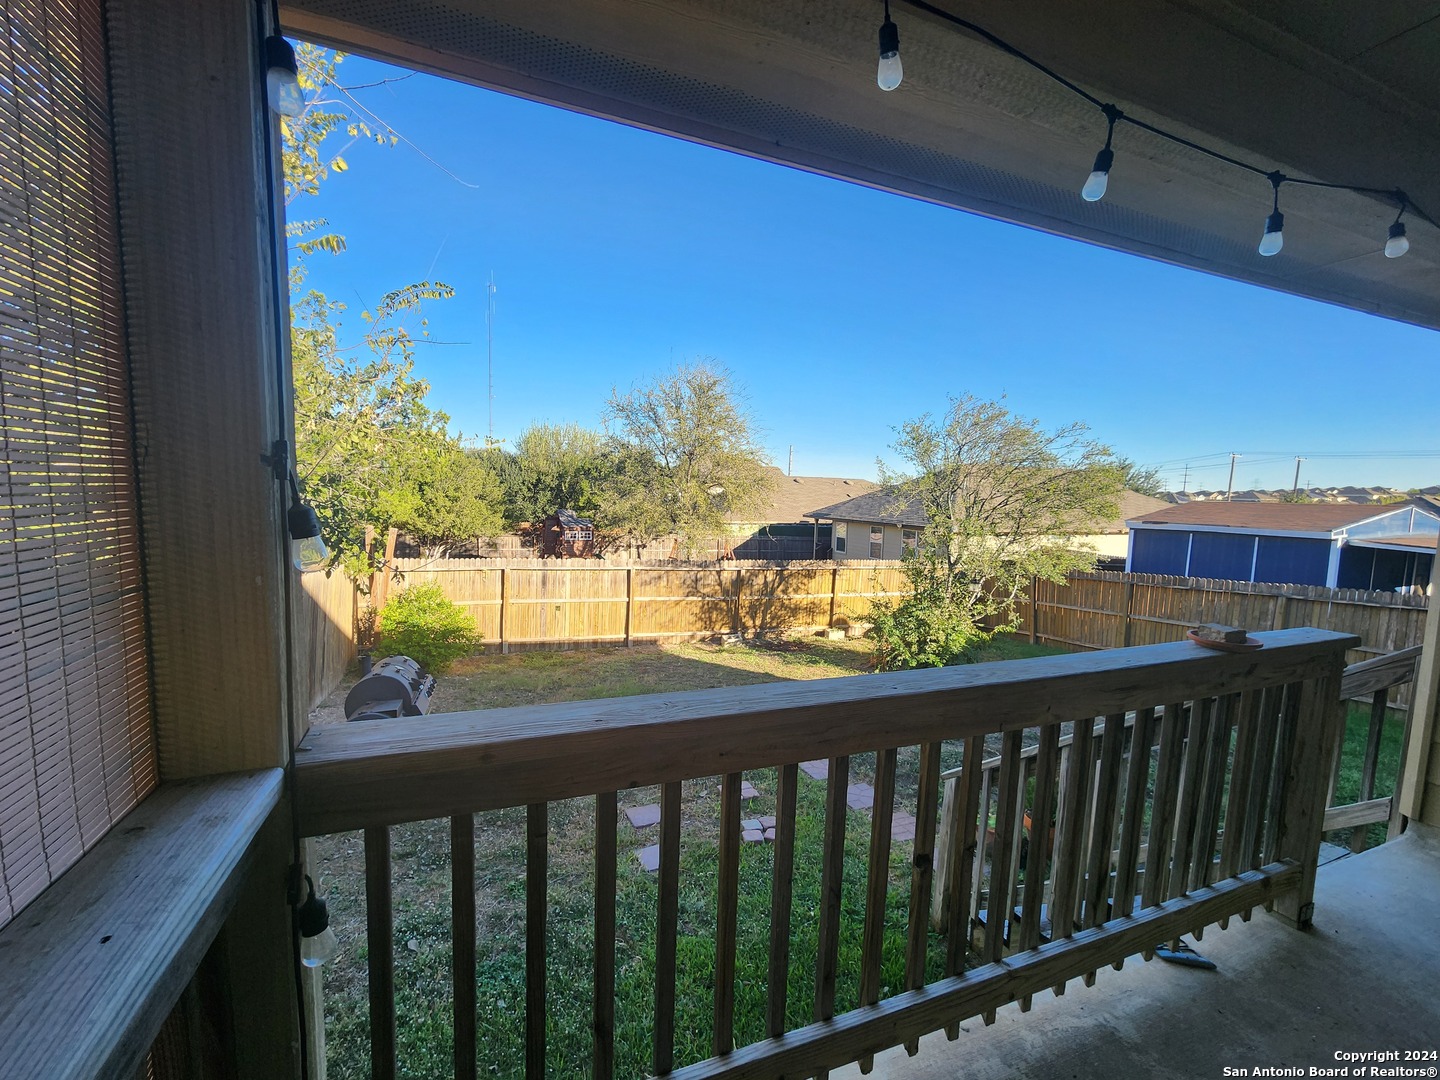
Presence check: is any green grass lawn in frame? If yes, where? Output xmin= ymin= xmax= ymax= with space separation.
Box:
xmin=1327 ymin=700 xmax=1407 ymax=850
xmin=311 ymin=634 xmax=1064 ymax=1079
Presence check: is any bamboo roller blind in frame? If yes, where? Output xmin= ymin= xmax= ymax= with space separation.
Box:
xmin=0 ymin=0 xmax=155 ymax=928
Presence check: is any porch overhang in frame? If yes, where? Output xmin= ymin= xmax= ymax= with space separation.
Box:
xmin=281 ymin=0 xmax=1440 ymax=329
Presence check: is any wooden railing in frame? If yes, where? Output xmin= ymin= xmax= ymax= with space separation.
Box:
xmin=294 ymin=628 xmax=1355 ymax=1079
xmin=1322 ymin=644 xmax=1423 ymax=849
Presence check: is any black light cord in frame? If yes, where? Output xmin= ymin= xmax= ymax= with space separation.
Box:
xmin=892 ymin=0 xmax=1438 ymax=232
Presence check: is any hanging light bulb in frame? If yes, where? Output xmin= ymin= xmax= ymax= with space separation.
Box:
xmin=297 ymin=875 xmax=340 ymax=967
xmin=877 ymin=0 xmax=902 ymax=91
xmin=1258 ymin=173 xmax=1285 ymax=256
xmin=265 ymin=36 xmax=304 ymax=118
xmin=1385 ymin=221 xmax=1409 ymax=259
xmin=288 ymin=474 xmax=329 ymax=572
xmin=1081 ymin=105 xmax=1122 ymax=202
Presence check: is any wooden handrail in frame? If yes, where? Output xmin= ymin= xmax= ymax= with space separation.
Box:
xmin=0 ymin=771 xmax=283 ymax=1080
xmin=295 ymin=628 xmax=1356 ymax=836
xmin=312 ymin=630 xmax=1355 ymax=1080
xmin=1339 ymin=644 xmax=1422 ymax=698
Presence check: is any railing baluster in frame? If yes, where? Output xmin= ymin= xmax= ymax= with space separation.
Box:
xmin=714 ymin=772 xmax=742 ymax=1057
xmin=365 ymin=826 xmax=395 ymax=1080
xmin=1220 ymin=691 xmax=1262 ymax=881
xmin=1170 ymin=698 xmax=1211 ymax=903
xmin=1262 ymin=683 xmax=1302 ymax=873
xmin=1084 ymin=713 xmax=1126 ymax=930
xmin=654 ymin=781 xmax=682 ymax=1076
xmin=1017 ymin=724 xmax=1059 ymax=1012
xmin=1351 ymin=687 xmax=1389 ymax=852
xmin=1080 ymin=714 xmax=1125 ymax=985
xmin=942 ymin=735 xmax=986 ymax=1037
xmin=451 ymin=815 xmax=477 ymax=1080
xmin=857 ymin=748 xmax=897 ymax=1074
xmin=895 ymin=742 xmax=941 ymax=1053
xmin=525 ymin=804 xmax=547 ymax=1080
xmin=986 ymin=732 xmax=1024 ymax=964
xmin=1047 ymin=717 xmax=1093 ymax=996
xmin=1141 ymin=703 xmax=1185 ymax=929
xmin=593 ymin=792 xmax=617 ymax=1080
xmin=968 ymin=758 xmax=994 ymax=959
xmin=766 ymin=764 xmax=799 ymax=1039
xmin=1113 ymin=708 xmax=1155 ymax=924
xmin=814 ymin=755 xmax=850 ymax=1079
xmin=1242 ymin=686 xmax=1282 ymax=875
xmin=1191 ymin=695 xmax=1236 ymax=899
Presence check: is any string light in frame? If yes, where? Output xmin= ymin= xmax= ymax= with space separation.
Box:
xmin=885 ymin=0 xmax=1432 ymax=259
xmin=876 ymin=0 xmax=902 ymax=92
xmin=1082 ymin=104 xmax=1122 ymax=202
xmin=264 ymin=36 xmax=304 ymax=117
xmin=1386 ymin=205 xmax=1410 ymax=258
xmin=1259 ymin=173 xmax=1285 ymax=257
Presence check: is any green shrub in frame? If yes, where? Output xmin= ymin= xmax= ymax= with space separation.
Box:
xmin=375 ymin=583 xmax=482 ymax=672
xmin=866 ymin=554 xmax=990 ymax=670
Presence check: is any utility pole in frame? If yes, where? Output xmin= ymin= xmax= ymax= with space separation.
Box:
xmin=788 ymin=445 xmax=794 ymax=477
xmin=486 ymin=272 xmax=496 ymax=443
xmin=1181 ymin=464 xmax=1189 ymax=497
xmin=1225 ymin=453 xmax=1240 ymax=502
xmin=1291 ymin=456 xmax=1305 ymax=498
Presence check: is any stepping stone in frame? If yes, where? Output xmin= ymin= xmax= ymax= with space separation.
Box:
xmin=891 ymin=812 xmax=917 ymax=842
xmin=758 ymin=815 xmax=777 ymax=829
xmin=799 ymin=760 xmax=828 ymax=780
xmin=635 ymin=844 xmax=660 ymax=872
xmin=762 ymin=826 xmax=776 ymax=842
xmin=625 ymin=804 xmax=661 ymax=829
xmin=742 ymin=818 xmax=764 ymax=832
xmin=846 ymin=783 xmax=875 ymax=811
xmin=741 ymin=780 xmax=760 ymax=799
xmin=742 ymin=829 xmax=765 ymax=844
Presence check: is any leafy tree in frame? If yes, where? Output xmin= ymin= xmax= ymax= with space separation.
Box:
xmin=600 ymin=363 xmax=774 ymax=556
xmin=381 ymin=440 xmax=505 ymax=558
xmin=869 ymin=395 xmax=1124 ymax=669
xmin=502 ymin=423 xmax=610 ymax=527
xmin=282 ymin=46 xmax=483 ymax=571
xmin=1278 ymin=489 xmax=1314 ymax=504
xmin=1115 ymin=457 xmax=1166 ymax=498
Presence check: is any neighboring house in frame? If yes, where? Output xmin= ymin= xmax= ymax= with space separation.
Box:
xmin=724 ymin=467 xmax=878 ymax=559
xmin=1126 ymin=503 xmax=1440 ymax=590
xmin=806 ymin=488 xmax=1167 ymax=563
xmin=805 ymin=490 xmax=928 ymax=561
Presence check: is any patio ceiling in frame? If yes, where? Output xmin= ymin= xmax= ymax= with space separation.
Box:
xmin=281 ymin=0 xmax=1440 ymax=330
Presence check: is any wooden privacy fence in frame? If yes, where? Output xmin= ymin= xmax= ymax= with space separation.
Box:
xmin=388 ymin=559 xmax=909 ymax=648
xmin=1022 ymin=571 xmax=1428 ymax=706
xmin=294 ymin=628 xmax=1354 ymax=1080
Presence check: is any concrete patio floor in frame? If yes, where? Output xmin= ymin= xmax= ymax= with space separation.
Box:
xmin=838 ymin=824 xmax=1440 ymax=1080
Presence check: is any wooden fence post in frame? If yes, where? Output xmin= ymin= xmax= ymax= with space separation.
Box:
xmin=829 ymin=567 xmax=840 ymax=629
xmin=1121 ymin=579 xmax=1135 ymax=648
xmin=625 ymin=567 xmax=634 ymax=647
xmin=499 ymin=567 xmax=508 ymax=655
xmin=1272 ymin=593 xmax=1291 ymax=631
xmin=1029 ymin=576 xmax=1039 ymax=644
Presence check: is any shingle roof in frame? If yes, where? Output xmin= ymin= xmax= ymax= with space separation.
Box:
xmin=806 ymin=489 xmax=929 ymax=527
xmin=1128 ymin=503 xmax=1408 ymax=531
xmin=727 ymin=467 xmax=878 ymax=525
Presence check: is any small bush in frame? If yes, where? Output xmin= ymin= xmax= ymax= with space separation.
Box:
xmin=375 ymin=583 xmax=482 ymax=672
xmin=867 ymin=554 xmax=991 ymax=670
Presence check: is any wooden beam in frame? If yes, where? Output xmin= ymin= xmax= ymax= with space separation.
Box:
xmin=108 ymin=0 xmax=293 ymax=778
xmin=1322 ymin=797 xmax=1393 ymax=832
xmin=296 ymin=630 xmax=1356 ymax=834
xmin=1339 ymin=645 xmax=1422 ymax=698
xmin=0 ymin=772 xmax=284 ymax=1080
xmin=1399 ymin=551 xmax=1440 ymax=825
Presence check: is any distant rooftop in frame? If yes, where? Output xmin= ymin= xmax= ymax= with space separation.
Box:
xmin=1130 ymin=502 xmax=1419 ymax=532
xmin=728 ymin=467 xmax=878 ymax=524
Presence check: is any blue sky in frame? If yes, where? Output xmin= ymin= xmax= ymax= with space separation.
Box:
xmin=293 ymin=52 xmax=1439 ymax=493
